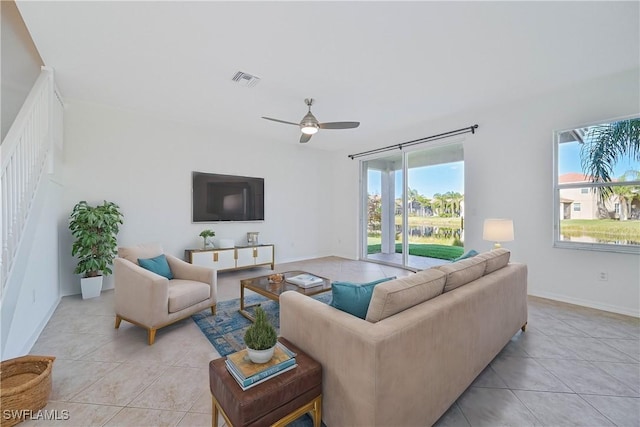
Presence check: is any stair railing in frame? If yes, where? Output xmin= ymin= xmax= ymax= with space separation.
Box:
xmin=0 ymin=67 xmax=60 ymax=300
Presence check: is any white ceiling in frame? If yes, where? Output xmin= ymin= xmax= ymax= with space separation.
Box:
xmin=16 ymin=1 xmax=640 ymax=151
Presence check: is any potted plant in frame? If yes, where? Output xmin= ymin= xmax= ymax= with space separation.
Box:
xmin=199 ymin=229 xmax=215 ymax=249
xmin=243 ymin=307 xmax=278 ymax=363
xmin=69 ymin=200 xmax=124 ymax=299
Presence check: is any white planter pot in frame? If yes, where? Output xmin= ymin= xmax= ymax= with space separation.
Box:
xmin=81 ymin=276 xmax=103 ymax=299
xmin=246 ymin=346 xmax=275 ymax=364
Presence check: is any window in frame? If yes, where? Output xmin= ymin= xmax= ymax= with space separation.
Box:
xmin=554 ymin=117 xmax=640 ymax=253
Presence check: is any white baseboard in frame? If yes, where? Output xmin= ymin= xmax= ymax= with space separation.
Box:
xmin=529 ymin=290 xmax=639 ymax=318
xmin=277 ymin=252 xmax=336 ymax=265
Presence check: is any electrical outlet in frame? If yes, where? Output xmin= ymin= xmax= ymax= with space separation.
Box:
xmin=599 ymin=271 xmax=608 ymax=281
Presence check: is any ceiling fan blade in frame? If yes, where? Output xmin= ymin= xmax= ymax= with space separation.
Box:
xmin=262 ymin=117 xmax=300 ymax=126
xmin=300 ymin=133 xmax=312 ymax=143
xmin=319 ymin=121 xmax=360 ymax=130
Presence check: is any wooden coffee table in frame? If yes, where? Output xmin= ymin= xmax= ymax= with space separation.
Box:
xmin=239 ymin=271 xmax=331 ymax=321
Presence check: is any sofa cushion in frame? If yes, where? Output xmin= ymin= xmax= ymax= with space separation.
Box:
xmin=167 ymin=280 xmax=210 ymax=313
xmin=365 ymin=269 xmax=446 ymax=323
xmin=138 ymin=254 xmax=174 ymax=280
xmin=330 ymin=277 xmax=395 ymax=319
xmin=476 ymin=248 xmax=511 ymax=274
xmin=437 ymin=257 xmax=487 ymax=292
xmin=119 ymin=243 xmax=164 ymax=265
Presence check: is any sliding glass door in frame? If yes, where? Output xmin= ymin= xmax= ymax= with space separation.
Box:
xmin=363 ymin=153 xmax=404 ymax=266
xmin=362 ymin=143 xmax=464 ymax=269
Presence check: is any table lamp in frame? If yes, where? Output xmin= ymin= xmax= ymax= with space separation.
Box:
xmin=483 ymin=219 xmax=514 ymax=249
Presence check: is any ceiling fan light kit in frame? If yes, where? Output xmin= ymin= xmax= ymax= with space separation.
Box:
xmin=301 ymin=125 xmax=318 ymax=135
xmin=262 ymin=98 xmax=360 ymax=143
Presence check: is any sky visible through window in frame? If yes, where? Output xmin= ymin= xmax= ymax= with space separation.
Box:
xmin=558 ymin=141 xmax=639 ymax=177
xmin=368 ymin=141 xmax=638 ymax=198
xmin=368 ymin=161 xmax=464 ymax=198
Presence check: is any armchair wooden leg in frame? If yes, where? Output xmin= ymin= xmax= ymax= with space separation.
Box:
xmin=521 ymin=322 xmax=527 ymax=332
xmin=148 ymin=328 xmax=157 ymax=345
xmin=115 ymin=316 xmax=122 ymax=329
xmin=210 ymin=305 xmax=216 ymax=316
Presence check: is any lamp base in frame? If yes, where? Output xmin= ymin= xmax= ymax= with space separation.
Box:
xmin=493 ymin=243 xmax=502 ymax=249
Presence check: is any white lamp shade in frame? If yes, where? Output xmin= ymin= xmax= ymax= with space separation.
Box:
xmin=483 ymin=219 xmax=514 ymax=242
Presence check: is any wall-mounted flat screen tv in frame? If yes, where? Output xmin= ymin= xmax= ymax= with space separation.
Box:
xmin=192 ymin=172 xmax=264 ymax=222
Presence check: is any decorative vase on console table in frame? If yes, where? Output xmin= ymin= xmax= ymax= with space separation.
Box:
xmin=199 ymin=229 xmax=216 ymax=249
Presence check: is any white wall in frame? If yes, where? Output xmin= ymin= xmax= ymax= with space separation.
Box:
xmin=330 ymin=68 xmax=640 ymax=317
xmin=60 ymin=101 xmax=334 ymax=296
xmin=0 ymin=0 xmax=43 ymax=142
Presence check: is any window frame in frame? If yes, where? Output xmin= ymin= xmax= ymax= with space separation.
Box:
xmin=553 ymin=115 xmax=640 ymax=254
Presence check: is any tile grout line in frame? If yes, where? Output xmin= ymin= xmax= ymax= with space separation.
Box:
xmin=574 ymin=393 xmax=620 ymax=427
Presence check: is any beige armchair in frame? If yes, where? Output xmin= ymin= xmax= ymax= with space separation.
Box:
xmin=114 ymin=243 xmax=217 ymax=345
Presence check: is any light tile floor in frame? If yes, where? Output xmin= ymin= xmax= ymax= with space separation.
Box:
xmin=23 ymin=256 xmax=639 ymax=426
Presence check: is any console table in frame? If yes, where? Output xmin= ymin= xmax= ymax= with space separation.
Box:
xmin=185 ymin=244 xmax=274 ymax=272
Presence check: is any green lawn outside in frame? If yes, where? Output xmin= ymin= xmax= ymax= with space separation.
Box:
xmin=367 ymin=243 xmax=464 ymax=260
xmin=561 ymin=219 xmax=640 ymax=240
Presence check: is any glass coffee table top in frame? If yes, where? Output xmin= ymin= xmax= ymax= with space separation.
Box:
xmin=239 ymin=270 xmax=331 ymax=321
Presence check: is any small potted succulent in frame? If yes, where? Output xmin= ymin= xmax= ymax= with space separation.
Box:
xmin=199 ymin=229 xmax=215 ymax=249
xmin=244 ymin=307 xmax=278 ymax=363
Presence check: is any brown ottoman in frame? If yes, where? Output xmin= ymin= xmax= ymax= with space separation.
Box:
xmin=209 ymin=338 xmax=322 ymax=427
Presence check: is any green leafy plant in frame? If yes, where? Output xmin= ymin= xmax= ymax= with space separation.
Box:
xmin=69 ymin=200 xmax=124 ymax=278
xmin=243 ymin=307 xmax=277 ymax=350
xmin=199 ymin=229 xmax=215 ymax=248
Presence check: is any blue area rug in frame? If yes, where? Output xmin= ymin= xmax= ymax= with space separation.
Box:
xmin=192 ymin=293 xmax=332 ymax=357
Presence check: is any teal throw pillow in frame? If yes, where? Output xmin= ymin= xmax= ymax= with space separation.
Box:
xmin=138 ymin=254 xmax=174 ymax=280
xmin=452 ymin=249 xmax=478 ymax=262
xmin=330 ymin=277 xmax=395 ymax=319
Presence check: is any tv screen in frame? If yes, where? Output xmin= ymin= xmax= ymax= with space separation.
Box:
xmin=192 ymin=172 xmax=264 ymax=222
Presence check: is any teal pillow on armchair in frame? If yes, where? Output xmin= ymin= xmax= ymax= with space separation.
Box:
xmin=138 ymin=254 xmax=174 ymax=280
xmin=330 ymin=277 xmax=395 ymax=319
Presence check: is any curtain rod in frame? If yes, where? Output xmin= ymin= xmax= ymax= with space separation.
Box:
xmin=347 ymin=124 xmax=479 ymax=160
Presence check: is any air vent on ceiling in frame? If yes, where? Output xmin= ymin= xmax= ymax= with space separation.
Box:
xmin=232 ymin=71 xmax=261 ymax=87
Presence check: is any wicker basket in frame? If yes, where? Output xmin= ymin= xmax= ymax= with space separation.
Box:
xmin=0 ymin=355 xmax=55 ymax=427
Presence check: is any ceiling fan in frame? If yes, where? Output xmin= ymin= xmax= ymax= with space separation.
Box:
xmin=262 ymin=98 xmax=360 ymax=143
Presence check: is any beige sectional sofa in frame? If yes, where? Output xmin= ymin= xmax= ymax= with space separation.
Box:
xmin=280 ymin=249 xmax=527 ymax=427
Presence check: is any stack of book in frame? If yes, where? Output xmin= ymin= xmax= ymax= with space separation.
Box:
xmin=225 ymin=342 xmax=297 ymax=390
xmin=286 ymin=273 xmax=323 ymax=288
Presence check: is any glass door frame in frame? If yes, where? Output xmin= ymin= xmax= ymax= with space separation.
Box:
xmin=359 ymin=140 xmax=465 ymax=268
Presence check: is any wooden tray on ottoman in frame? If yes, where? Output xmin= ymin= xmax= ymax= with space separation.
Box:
xmin=0 ymin=355 xmax=55 ymax=427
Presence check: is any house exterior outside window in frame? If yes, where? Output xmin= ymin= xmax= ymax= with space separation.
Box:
xmin=554 ymin=117 xmax=640 ymax=253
